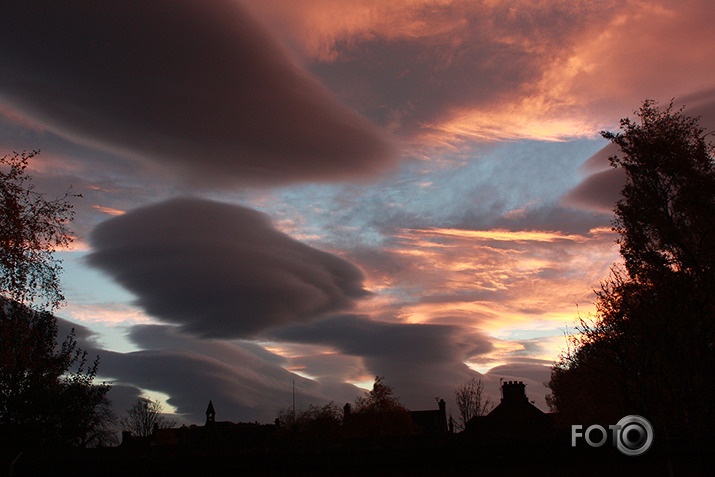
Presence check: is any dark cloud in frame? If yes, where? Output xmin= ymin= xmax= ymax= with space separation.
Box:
xmin=54 ymin=301 xmax=541 ymax=420
xmin=562 ymin=168 xmax=625 ymax=213
xmin=104 ymin=384 xmax=145 ymax=421
xmin=53 ymin=315 xmax=353 ymax=423
xmin=87 ymin=197 xmax=369 ymax=338
xmin=95 ymin=325 xmax=361 ymax=423
xmin=0 ymin=1 xmax=395 ymax=186
xmin=287 ymin=352 xmax=366 ymax=382
xmin=56 ymin=315 xmax=362 ymax=423
xmin=54 ymin=317 xmax=145 ymax=419
xmin=311 ymin=34 xmax=535 ymax=135
xmin=272 ymin=314 xmax=493 ymax=408
xmin=562 ymin=140 xmax=624 ymax=214
xmin=488 ymin=203 xmax=612 ymax=236
xmin=273 ymin=314 xmax=483 ymax=364
xmin=578 ymin=143 xmax=619 ymax=174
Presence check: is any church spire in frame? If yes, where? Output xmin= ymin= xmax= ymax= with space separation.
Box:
xmin=205 ymin=400 xmax=216 ymax=426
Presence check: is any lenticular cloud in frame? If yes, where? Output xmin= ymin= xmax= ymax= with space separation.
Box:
xmin=88 ymin=198 xmax=370 ymax=337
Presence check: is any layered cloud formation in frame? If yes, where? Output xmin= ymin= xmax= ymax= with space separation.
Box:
xmin=272 ymin=314 xmax=494 ymax=405
xmin=2 ymin=1 xmax=713 ymax=424
xmin=0 ymin=0 xmax=395 ymax=186
xmin=58 ymin=318 xmax=362 ymax=423
xmin=88 ymin=198 xmax=370 ymax=337
xmin=83 ymin=197 xmax=565 ymax=418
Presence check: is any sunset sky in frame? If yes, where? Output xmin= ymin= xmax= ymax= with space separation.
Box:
xmin=1 ymin=0 xmax=714 ymax=424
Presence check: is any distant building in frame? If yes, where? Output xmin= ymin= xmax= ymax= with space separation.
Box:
xmin=120 ymin=395 xmax=450 ymax=449
xmin=409 ymin=399 xmax=448 ymax=435
xmin=121 ymin=401 xmax=275 ymax=449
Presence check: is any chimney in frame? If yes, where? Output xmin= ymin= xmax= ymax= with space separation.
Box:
xmin=438 ymin=399 xmax=448 ymax=433
xmin=343 ymin=402 xmax=351 ymax=419
xmin=501 ymin=381 xmax=527 ymax=404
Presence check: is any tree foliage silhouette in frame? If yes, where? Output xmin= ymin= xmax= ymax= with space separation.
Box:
xmin=0 ymin=299 xmax=114 ymax=449
xmin=548 ymin=101 xmax=714 ymax=434
xmin=0 ymin=151 xmax=113 ymax=450
xmin=347 ymin=376 xmax=416 ymax=437
xmin=276 ymin=401 xmax=343 ymax=439
xmin=275 ymin=377 xmax=417 ymax=439
xmin=604 ymin=100 xmax=713 ymax=285
xmin=120 ymin=398 xmax=177 ymax=437
xmin=354 ymin=376 xmax=405 ymax=414
xmin=0 ymin=150 xmax=78 ymax=310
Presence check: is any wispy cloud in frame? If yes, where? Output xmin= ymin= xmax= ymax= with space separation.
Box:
xmin=400 ymin=227 xmax=592 ymax=243
xmin=90 ymin=204 xmax=126 ymax=216
xmin=352 ymin=225 xmax=619 ymax=334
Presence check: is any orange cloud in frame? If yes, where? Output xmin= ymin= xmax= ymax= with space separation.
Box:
xmin=355 ymin=225 xmax=620 ymax=360
xmin=91 ymin=204 xmax=126 ymax=216
xmin=421 ymin=0 xmax=715 ymax=142
xmin=401 ymin=227 xmax=591 ymax=243
xmin=246 ymin=0 xmax=715 ymax=144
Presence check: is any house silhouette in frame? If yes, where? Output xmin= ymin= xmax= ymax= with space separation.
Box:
xmin=465 ymin=380 xmax=548 ymax=436
xmin=409 ymin=398 xmax=448 ymax=435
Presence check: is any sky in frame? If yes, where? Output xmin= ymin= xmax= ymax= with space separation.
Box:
xmin=1 ymin=0 xmax=714 ymax=425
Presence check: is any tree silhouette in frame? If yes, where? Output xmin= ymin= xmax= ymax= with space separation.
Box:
xmin=0 ymin=151 xmax=113 ymax=450
xmin=548 ymin=100 xmax=714 ymax=435
xmin=276 ymin=377 xmax=418 ymax=439
xmin=454 ymin=377 xmax=492 ymax=431
xmin=604 ymin=100 xmax=713 ymax=286
xmin=354 ymin=376 xmax=405 ymax=414
xmin=347 ymin=376 xmax=416 ymax=437
xmin=0 ymin=299 xmax=114 ymax=449
xmin=120 ymin=398 xmax=177 ymax=437
xmin=276 ymin=401 xmax=343 ymax=439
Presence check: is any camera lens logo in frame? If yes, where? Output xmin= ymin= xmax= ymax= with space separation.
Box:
xmin=613 ymin=415 xmax=653 ymax=456
xmin=571 ymin=415 xmax=654 ymax=456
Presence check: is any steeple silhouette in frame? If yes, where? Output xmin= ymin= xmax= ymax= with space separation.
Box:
xmin=205 ymin=400 xmax=216 ymax=426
